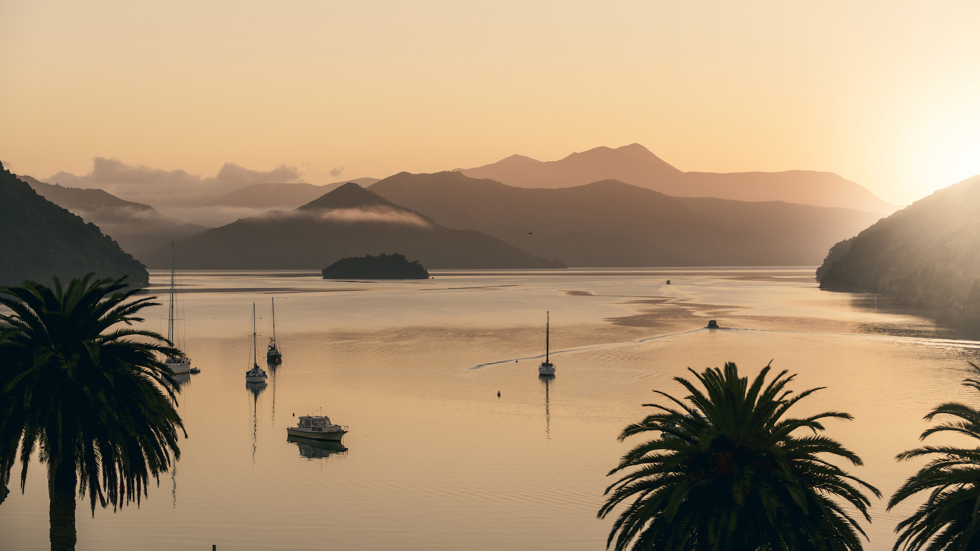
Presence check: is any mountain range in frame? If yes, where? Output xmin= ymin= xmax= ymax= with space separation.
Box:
xmin=370 ymin=171 xmax=884 ymax=266
xmin=0 ymin=166 xmax=148 ymax=287
xmin=461 ymin=144 xmax=895 ymax=214
xmin=140 ymin=183 xmax=563 ymax=270
xmin=817 ymin=175 xmax=980 ymax=309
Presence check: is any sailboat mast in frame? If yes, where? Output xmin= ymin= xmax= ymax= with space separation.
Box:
xmin=252 ymin=303 xmax=258 ymax=367
xmin=546 ymin=311 xmax=550 ymax=364
xmin=272 ymin=297 xmax=277 ymax=343
xmin=168 ymin=241 xmax=175 ymax=344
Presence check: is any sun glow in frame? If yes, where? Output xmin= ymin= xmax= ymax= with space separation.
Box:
xmin=947 ymin=139 xmax=980 ymax=185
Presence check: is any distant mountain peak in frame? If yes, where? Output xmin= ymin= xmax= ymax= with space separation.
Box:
xmin=298 ymin=182 xmax=397 ymax=211
xmin=497 ymin=154 xmax=541 ymax=165
xmin=562 ymin=143 xmax=681 ymax=172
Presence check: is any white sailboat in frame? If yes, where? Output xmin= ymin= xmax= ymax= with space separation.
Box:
xmin=539 ymin=311 xmax=556 ymax=376
xmin=164 ymin=242 xmax=191 ymax=375
xmin=266 ymin=297 xmax=282 ymax=364
xmin=245 ymin=303 xmax=268 ymax=383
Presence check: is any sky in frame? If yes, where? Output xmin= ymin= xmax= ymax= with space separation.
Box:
xmin=1 ymin=0 xmax=978 ymax=205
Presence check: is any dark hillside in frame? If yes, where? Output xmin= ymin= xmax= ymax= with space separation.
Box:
xmin=0 ymin=164 xmax=148 ymax=287
xmin=817 ymin=176 xmax=980 ymax=310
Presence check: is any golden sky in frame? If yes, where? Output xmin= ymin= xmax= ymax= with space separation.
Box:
xmin=1 ymin=0 xmax=978 ymax=204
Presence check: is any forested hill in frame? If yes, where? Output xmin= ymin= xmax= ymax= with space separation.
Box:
xmin=0 ymin=164 xmax=149 ymax=287
xmin=817 ymin=175 xmax=980 ymax=309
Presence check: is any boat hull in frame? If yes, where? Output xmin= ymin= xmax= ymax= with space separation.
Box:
xmin=539 ymin=363 xmax=556 ymax=376
xmin=166 ymin=360 xmax=191 ymax=375
xmin=245 ymin=375 xmax=267 ymax=383
xmin=287 ymin=427 xmax=347 ymax=442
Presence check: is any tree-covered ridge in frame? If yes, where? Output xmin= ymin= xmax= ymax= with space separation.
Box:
xmin=322 ymin=253 xmax=429 ymax=279
xmin=817 ymin=175 xmax=980 ymax=310
xmin=0 ymin=163 xmax=148 ymax=287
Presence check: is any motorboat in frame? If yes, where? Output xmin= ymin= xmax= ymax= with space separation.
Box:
xmin=287 ymin=414 xmax=347 ymax=442
xmin=189 ymin=366 xmax=201 ymax=374
xmin=539 ymin=311 xmax=556 ymax=376
xmin=245 ymin=303 xmax=268 ymax=383
xmin=164 ymin=242 xmax=191 ymax=375
xmin=266 ymin=297 xmax=282 ymax=364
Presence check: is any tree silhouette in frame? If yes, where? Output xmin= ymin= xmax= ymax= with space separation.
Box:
xmin=0 ymin=274 xmax=185 ymax=551
xmin=599 ymin=362 xmax=880 ymax=551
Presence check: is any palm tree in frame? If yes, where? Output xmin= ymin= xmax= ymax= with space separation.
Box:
xmin=0 ymin=274 xmax=186 ymax=551
xmin=888 ymin=363 xmax=980 ymax=551
xmin=598 ymin=362 xmax=880 ymax=551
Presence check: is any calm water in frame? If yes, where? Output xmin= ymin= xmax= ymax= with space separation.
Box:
xmin=3 ymin=268 xmax=980 ymax=550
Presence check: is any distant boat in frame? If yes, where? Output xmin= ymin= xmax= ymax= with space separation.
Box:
xmin=266 ymin=297 xmax=282 ymax=364
xmin=539 ymin=311 xmax=556 ymax=376
xmin=707 ymin=320 xmax=719 ymax=329
xmin=245 ymin=303 xmax=268 ymax=383
xmin=164 ymin=242 xmax=191 ymax=375
xmin=287 ymin=413 xmax=347 ymax=442
xmin=189 ymin=366 xmax=200 ymax=374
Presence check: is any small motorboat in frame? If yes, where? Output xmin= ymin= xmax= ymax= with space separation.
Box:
xmin=539 ymin=311 xmax=556 ymax=377
xmin=287 ymin=414 xmax=347 ymax=442
xmin=707 ymin=320 xmax=719 ymax=329
xmin=245 ymin=303 xmax=268 ymax=383
xmin=189 ymin=366 xmax=201 ymax=374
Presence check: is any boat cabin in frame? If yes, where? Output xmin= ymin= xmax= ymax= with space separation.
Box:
xmin=298 ymin=416 xmax=334 ymax=430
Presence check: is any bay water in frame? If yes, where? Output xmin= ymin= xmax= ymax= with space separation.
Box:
xmin=3 ymin=268 xmax=979 ymax=550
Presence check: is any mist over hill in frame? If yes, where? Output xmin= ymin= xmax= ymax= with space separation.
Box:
xmin=20 ymin=175 xmax=206 ymax=257
xmin=0 ymin=165 xmax=148 ymax=287
xmin=141 ymin=183 xmax=562 ymax=270
xmin=460 ymin=144 xmax=894 ymax=213
xmin=370 ymin=171 xmax=884 ymax=267
xmin=817 ymin=175 xmax=980 ymax=310
xmin=210 ymin=178 xmax=380 ymax=208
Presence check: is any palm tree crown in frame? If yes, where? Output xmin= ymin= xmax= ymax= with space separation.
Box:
xmin=0 ymin=274 xmax=186 ymax=551
xmin=888 ymin=363 xmax=980 ymax=551
xmin=598 ymin=362 xmax=880 ymax=551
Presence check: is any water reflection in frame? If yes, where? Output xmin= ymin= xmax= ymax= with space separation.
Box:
xmin=166 ymin=372 xmax=191 ymax=387
xmin=287 ymin=435 xmax=348 ymax=460
xmin=246 ymin=381 xmax=266 ymax=464
xmin=849 ymin=294 xmax=980 ymax=340
xmin=268 ymin=363 xmax=278 ymax=425
xmin=539 ymin=374 xmax=553 ymax=441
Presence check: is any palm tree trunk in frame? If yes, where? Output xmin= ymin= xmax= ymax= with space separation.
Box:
xmin=48 ymin=460 xmax=77 ymax=551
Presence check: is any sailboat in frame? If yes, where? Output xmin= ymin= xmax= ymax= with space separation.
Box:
xmin=266 ymin=297 xmax=282 ymax=364
xmin=245 ymin=303 xmax=268 ymax=383
xmin=538 ymin=311 xmax=556 ymax=376
xmin=164 ymin=242 xmax=191 ymax=375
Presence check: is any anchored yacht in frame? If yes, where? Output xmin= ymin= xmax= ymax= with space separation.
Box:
xmin=164 ymin=242 xmax=191 ymax=375
xmin=245 ymin=303 xmax=268 ymax=383
xmin=539 ymin=311 xmax=556 ymax=376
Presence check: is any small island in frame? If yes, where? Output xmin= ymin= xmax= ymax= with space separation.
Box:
xmin=322 ymin=253 xmax=430 ymax=280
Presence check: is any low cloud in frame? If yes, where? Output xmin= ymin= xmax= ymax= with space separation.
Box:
xmin=251 ymin=206 xmax=431 ymax=228
xmin=329 ymin=166 xmax=344 ymax=177
xmin=315 ymin=207 xmax=429 ymax=227
xmin=47 ymin=158 xmax=303 ymax=207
